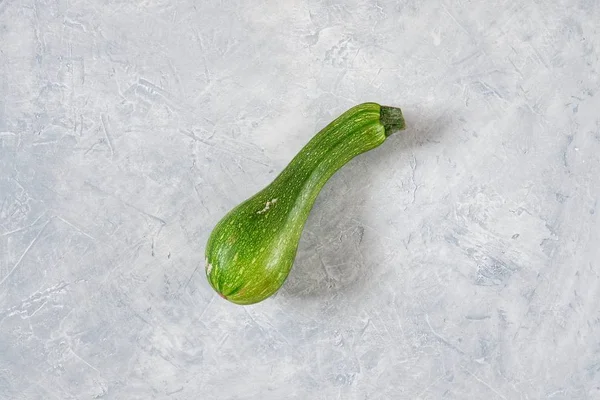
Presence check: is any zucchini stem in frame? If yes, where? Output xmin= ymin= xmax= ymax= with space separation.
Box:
xmin=380 ymin=106 xmax=406 ymax=137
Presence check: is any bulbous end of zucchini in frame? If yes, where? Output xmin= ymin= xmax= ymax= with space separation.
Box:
xmin=380 ymin=106 xmax=406 ymax=137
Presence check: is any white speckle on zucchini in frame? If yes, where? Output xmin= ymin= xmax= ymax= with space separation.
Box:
xmin=257 ymin=198 xmax=278 ymax=214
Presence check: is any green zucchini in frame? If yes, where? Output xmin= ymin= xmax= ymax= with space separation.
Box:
xmin=205 ymin=102 xmax=405 ymax=304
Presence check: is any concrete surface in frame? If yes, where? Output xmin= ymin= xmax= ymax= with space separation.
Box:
xmin=1 ymin=0 xmax=600 ymax=399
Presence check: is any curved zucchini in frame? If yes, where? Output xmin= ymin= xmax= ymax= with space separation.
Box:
xmin=205 ymin=102 xmax=405 ymax=304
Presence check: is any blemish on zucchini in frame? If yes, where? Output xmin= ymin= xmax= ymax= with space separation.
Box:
xmin=257 ymin=198 xmax=278 ymax=214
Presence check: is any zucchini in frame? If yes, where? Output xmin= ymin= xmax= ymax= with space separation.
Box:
xmin=205 ymin=102 xmax=405 ymax=304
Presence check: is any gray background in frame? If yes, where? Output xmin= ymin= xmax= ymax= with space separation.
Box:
xmin=1 ymin=0 xmax=599 ymax=399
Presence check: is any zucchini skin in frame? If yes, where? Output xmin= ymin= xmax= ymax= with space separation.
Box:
xmin=205 ymin=102 xmax=405 ymax=305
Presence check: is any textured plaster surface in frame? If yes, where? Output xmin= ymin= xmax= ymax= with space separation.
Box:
xmin=1 ymin=0 xmax=600 ymax=399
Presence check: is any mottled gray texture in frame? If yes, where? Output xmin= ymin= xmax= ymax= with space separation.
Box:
xmin=1 ymin=0 xmax=599 ymax=399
